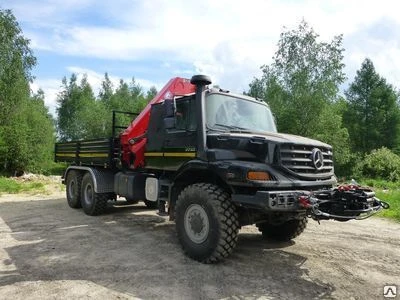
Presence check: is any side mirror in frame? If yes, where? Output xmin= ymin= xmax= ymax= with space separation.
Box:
xmin=164 ymin=99 xmax=175 ymax=118
xmin=164 ymin=117 xmax=175 ymax=129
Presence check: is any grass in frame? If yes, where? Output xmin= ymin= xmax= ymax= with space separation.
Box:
xmin=375 ymin=190 xmax=400 ymax=222
xmin=360 ymin=178 xmax=400 ymax=190
xmin=0 ymin=177 xmax=46 ymax=194
xmin=358 ymin=179 xmax=400 ymax=222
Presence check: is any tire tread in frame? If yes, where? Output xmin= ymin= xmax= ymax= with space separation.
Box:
xmin=257 ymin=217 xmax=308 ymax=241
xmin=175 ymin=183 xmax=239 ymax=263
xmin=81 ymin=173 xmax=108 ymax=216
xmin=66 ymin=170 xmax=82 ymax=209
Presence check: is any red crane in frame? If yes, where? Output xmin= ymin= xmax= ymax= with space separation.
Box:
xmin=119 ymin=77 xmax=196 ymax=169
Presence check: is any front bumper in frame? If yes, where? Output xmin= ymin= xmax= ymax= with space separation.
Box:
xmin=231 ymin=190 xmax=307 ymax=212
xmin=231 ymin=185 xmax=390 ymax=221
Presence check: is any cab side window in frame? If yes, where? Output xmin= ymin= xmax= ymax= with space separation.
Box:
xmin=175 ymin=97 xmax=196 ymax=131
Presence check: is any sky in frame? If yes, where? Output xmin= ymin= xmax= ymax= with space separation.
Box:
xmin=3 ymin=0 xmax=400 ymax=116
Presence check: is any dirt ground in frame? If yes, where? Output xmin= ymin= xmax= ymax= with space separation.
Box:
xmin=0 ymin=191 xmax=399 ymax=300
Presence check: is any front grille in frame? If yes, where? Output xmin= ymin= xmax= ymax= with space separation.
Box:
xmin=280 ymin=144 xmax=334 ymax=180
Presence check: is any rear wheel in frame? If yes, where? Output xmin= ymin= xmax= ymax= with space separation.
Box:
xmin=175 ymin=183 xmax=239 ymax=263
xmin=66 ymin=170 xmax=82 ymax=208
xmin=81 ymin=173 xmax=108 ymax=216
xmin=257 ymin=217 xmax=308 ymax=241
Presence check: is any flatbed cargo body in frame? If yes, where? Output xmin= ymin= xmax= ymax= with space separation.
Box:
xmin=55 ymin=138 xmax=120 ymax=168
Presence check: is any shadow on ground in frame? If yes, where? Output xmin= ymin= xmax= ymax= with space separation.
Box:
xmin=0 ymin=198 xmax=334 ymax=299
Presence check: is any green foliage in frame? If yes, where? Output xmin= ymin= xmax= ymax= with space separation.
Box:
xmin=0 ymin=112 xmax=29 ymax=174
xmin=57 ymin=73 xmax=156 ymax=140
xmin=354 ymin=147 xmax=400 ymax=181
xmin=57 ymin=74 xmax=105 ymax=141
xmin=0 ymin=9 xmax=34 ymax=174
xmin=146 ymin=86 xmax=158 ymax=100
xmin=0 ymin=10 xmax=36 ymax=102
xmin=106 ymin=78 xmax=140 ymax=136
xmin=0 ymin=9 xmax=55 ymax=175
xmin=99 ymin=72 xmax=113 ymax=104
xmin=25 ymin=90 xmax=56 ymax=173
xmin=343 ymin=58 xmax=400 ymax=154
xmin=248 ymin=20 xmax=351 ymax=173
xmin=44 ymin=162 xmax=68 ymax=176
xmin=314 ymin=103 xmax=351 ymax=172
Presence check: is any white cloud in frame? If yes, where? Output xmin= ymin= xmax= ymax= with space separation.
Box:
xmin=67 ymin=66 xmax=161 ymax=91
xmin=343 ymin=17 xmax=400 ymax=86
xmin=9 ymin=0 xmax=400 ymax=104
xmin=8 ymin=0 xmax=96 ymax=26
xmin=30 ymin=79 xmax=62 ymax=116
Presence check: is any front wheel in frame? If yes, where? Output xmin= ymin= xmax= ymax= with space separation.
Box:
xmin=257 ymin=217 xmax=308 ymax=241
xmin=175 ymin=183 xmax=239 ymax=263
xmin=81 ymin=173 xmax=108 ymax=216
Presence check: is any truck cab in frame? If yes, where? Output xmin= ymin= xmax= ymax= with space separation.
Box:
xmin=146 ymin=86 xmax=335 ymax=188
xmin=137 ymin=75 xmax=336 ymax=262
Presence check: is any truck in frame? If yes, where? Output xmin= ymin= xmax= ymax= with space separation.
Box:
xmin=55 ymin=74 xmax=388 ymax=263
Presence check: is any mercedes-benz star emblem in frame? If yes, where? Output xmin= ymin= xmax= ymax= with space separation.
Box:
xmin=311 ymin=148 xmax=324 ymax=170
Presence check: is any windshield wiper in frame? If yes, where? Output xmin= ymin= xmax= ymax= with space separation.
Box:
xmin=213 ymin=123 xmax=251 ymax=132
xmin=214 ymin=123 xmax=237 ymax=130
xmin=206 ymin=124 xmax=226 ymax=132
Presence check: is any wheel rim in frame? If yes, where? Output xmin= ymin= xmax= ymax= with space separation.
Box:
xmin=83 ymin=183 xmax=93 ymax=206
xmin=184 ymin=204 xmax=210 ymax=244
xmin=68 ymin=180 xmax=75 ymax=199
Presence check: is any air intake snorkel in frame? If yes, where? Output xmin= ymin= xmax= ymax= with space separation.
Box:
xmin=190 ymin=75 xmax=212 ymax=160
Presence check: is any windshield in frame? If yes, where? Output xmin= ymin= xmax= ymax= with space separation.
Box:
xmin=206 ymin=93 xmax=277 ymax=133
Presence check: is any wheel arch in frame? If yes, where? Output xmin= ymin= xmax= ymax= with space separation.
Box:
xmin=170 ymin=161 xmax=233 ymax=211
xmin=64 ymin=166 xmax=115 ymax=194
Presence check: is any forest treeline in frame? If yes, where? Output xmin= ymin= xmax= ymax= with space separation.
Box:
xmin=1 ymin=9 xmax=400 ymax=179
xmin=56 ymin=73 xmax=157 ymax=142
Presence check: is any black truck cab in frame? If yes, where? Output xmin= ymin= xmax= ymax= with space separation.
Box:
xmin=145 ymin=82 xmax=336 ymax=195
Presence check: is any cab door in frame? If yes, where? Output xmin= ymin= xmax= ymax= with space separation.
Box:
xmin=163 ymin=96 xmax=197 ymax=170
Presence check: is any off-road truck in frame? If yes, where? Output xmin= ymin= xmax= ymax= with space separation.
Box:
xmin=56 ymin=75 xmax=388 ymax=263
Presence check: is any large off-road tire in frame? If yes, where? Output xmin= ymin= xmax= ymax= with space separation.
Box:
xmin=175 ymin=183 xmax=239 ymax=263
xmin=257 ymin=217 xmax=308 ymax=241
xmin=81 ymin=173 xmax=108 ymax=216
xmin=66 ymin=170 xmax=82 ymax=209
xmin=144 ymin=200 xmax=158 ymax=209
